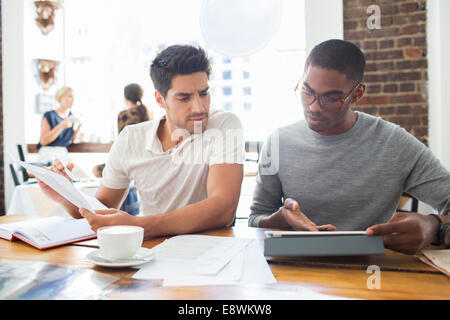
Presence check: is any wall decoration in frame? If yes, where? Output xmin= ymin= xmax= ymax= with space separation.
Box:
xmin=35 ymin=59 xmax=59 ymax=91
xmin=34 ymin=1 xmax=62 ymax=36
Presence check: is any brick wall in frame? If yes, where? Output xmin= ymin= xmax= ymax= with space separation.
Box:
xmin=0 ymin=1 xmax=4 ymax=214
xmin=343 ymin=0 xmax=428 ymax=144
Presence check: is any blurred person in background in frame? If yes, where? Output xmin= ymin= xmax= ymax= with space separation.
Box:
xmin=37 ymin=86 xmax=82 ymax=164
xmin=93 ymin=83 xmax=153 ymax=177
xmin=93 ymin=83 xmax=153 ymax=215
xmin=117 ymin=83 xmax=153 ymax=133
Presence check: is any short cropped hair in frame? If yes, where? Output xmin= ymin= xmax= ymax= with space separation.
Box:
xmin=305 ymin=39 xmax=366 ymax=84
xmin=55 ymin=86 xmax=72 ymax=103
xmin=150 ymin=45 xmax=211 ymax=97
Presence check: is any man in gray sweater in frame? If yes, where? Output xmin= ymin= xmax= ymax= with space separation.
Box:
xmin=249 ymin=39 xmax=450 ymax=254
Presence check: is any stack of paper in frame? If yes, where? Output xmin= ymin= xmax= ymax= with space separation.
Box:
xmin=133 ymin=235 xmax=276 ymax=286
xmin=417 ymin=249 xmax=450 ymax=277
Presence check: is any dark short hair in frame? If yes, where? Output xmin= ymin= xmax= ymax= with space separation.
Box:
xmin=150 ymin=45 xmax=211 ymax=97
xmin=305 ymin=39 xmax=366 ymax=84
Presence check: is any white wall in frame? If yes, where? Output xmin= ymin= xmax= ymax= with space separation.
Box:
xmin=2 ymin=0 xmax=26 ymax=210
xmin=428 ymin=0 xmax=450 ymax=170
xmin=2 ymin=0 xmax=65 ymax=209
xmin=304 ymin=0 xmax=344 ymax=55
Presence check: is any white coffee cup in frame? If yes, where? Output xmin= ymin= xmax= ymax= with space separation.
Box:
xmin=97 ymin=225 xmax=144 ymax=260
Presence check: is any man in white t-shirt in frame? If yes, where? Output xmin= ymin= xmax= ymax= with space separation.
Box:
xmin=39 ymin=45 xmax=245 ymax=238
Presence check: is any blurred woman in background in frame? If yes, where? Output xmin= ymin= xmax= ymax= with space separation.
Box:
xmin=93 ymin=83 xmax=153 ymax=216
xmin=117 ymin=83 xmax=153 ymax=133
xmin=37 ymin=86 xmax=82 ymax=163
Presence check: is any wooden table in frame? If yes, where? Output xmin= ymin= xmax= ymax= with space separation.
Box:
xmin=27 ymin=142 xmax=113 ymax=154
xmin=1 ymin=215 xmax=449 ymax=300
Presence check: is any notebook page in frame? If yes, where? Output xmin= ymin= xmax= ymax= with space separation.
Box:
xmin=13 ymin=217 xmax=95 ymax=248
xmin=0 ymin=217 xmax=63 ymax=240
xmin=0 ymin=222 xmax=22 ymax=240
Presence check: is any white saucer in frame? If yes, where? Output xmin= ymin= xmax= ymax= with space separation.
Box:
xmin=86 ymin=247 xmax=153 ymax=268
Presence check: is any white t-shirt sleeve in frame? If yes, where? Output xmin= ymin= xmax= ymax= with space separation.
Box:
xmin=209 ymin=111 xmax=245 ymax=165
xmin=101 ymin=128 xmax=131 ymax=189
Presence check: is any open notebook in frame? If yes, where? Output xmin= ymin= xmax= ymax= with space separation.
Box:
xmin=0 ymin=216 xmax=96 ymax=250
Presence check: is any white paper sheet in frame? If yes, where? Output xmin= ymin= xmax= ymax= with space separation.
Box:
xmin=162 ymin=240 xmax=276 ymax=287
xmin=160 ymin=247 xmax=246 ymax=286
xmin=239 ymin=240 xmax=277 ymax=284
xmin=133 ymin=237 xmax=276 ymax=287
xmin=146 ymin=235 xmax=252 ymax=275
xmin=18 ymin=161 xmax=107 ymax=213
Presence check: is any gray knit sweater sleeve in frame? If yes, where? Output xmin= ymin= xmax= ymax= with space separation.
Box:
xmin=398 ymin=127 xmax=450 ymax=215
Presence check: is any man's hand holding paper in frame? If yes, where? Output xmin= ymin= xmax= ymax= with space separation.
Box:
xmin=37 ymin=159 xmax=76 ymax=209
xmin=79 ymin=208 xmax=137 ymax=233
xmin=30 ymin=158 xmax=141 ymax=232
xmin=23 ymin=159 xmax=107 ymax=218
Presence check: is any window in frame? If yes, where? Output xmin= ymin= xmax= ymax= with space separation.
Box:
xmin=223 ymin=71 xmax=232 ymax=80
xmin=63 ymin=0 xmax=306 ymax=143
xmin=222 ymin=87 xmax=232 ymax=96
xmin=224 ymin=102 xmax=232 ymax=111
